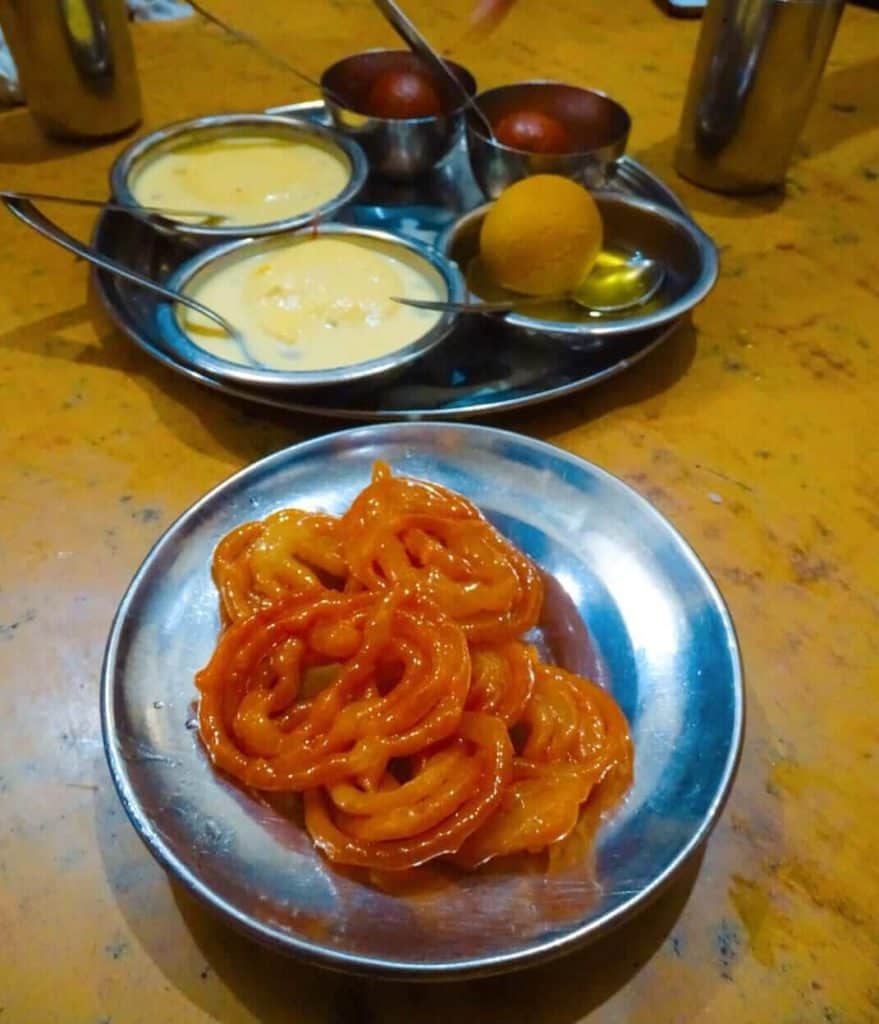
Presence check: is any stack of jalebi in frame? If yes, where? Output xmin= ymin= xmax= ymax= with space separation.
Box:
xmin=197 ymin=462 xmax=632 ymax=872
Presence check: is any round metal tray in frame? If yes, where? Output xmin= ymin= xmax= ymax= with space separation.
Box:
xmin=103 ymin=423 xmax=743 ymax=979
xmin=93 ymin=101 xmax=692 ymax=420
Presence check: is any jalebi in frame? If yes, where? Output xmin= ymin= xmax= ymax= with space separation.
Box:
xmin=212 ymin=508 xmax=348 ymax=623
xmin=197 ymin=590 xmax=470 ymax=791
xmin=453 ymin=663 xmax=632 ymax=868
xmin=341 ymin=462 xmax=543 ymax=643
xmin=195 ymin=462 xmax=633 ymax=873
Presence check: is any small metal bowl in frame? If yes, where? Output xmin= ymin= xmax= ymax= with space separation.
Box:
xmin=466 ymin=81 xmax=630 ymax=199
xmin=320 ymin=49 xmax=477 ymax=181
xmin=110 ymin=113 xmax=368 ymax=244
xmin=156 ymin=223 xmax=464 ymax=390
xmin=440 ymin=193 xmax=718 ymax=350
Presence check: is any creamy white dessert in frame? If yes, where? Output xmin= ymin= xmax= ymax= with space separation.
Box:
xmin=131 ymin=132 xmax=350 ymax=226
xmin=180 ymin=236 xmax=443 ymax=371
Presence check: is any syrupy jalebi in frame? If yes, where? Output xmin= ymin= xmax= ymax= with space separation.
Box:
xmin=196 ymin=462 xmax=632 ymax=872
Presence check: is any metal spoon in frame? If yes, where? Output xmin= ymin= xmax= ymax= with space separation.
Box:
xmin=394 ymin=252 xmax=665 ymax=316
xmin=372 ymin=0 xmax=496 ymax=140
xmin=186 ymin=0 xmax=349 ymax=108
xmin=0 ymin=189 xmax=228 ymax=226
xmin=570 ymin=251 xmax=666 ymax=312
xmin=2 ymin=194 xmax=247 ymax=349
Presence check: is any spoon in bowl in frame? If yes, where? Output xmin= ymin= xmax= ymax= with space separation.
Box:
xmin=394 ymin=251 xmax=665 ymax=317
xmin=0 ymin=189 xmax=228 ymax=226
xmin=1 ymin=194 xmax=255 ymax=360
xmin=372 ymin=0 xmax=497 ymax=140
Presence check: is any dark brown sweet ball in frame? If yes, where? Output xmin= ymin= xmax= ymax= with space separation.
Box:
xmin=365 ymin=69 xmax=444 ymax=119
xmin=493 ymin=110 xmax=575 ymax=154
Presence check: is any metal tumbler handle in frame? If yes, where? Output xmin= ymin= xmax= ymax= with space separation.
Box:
xmin=0 ymin=0 xmax=141 ymax=140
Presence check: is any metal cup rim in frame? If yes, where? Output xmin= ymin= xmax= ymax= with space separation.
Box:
xmin=319 ymin=48 xmax=477 ymax=124
xmin=438 ymin=192 xmax=718 ymax=340
xmin=467 ymin=80 xmax=631 ymax=158
xmin=109 ymin=112 xmax=368 ymax=239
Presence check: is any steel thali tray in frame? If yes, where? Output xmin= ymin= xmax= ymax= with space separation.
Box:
xmin=93 ymin=101 xmax=691 ymax=420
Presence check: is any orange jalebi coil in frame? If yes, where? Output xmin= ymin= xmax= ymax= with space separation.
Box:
xmin=212 ymin=509 xmax=347 ymax=623
xmin=196 ymin=463 xmax=633 ymax=873
xmin=465 ymin=641 xmax=535 ymax=726
xmin=453 ymin=663 xmax=633 ymax=868
xmin=305 ymin=713 xmax=512 ymax=869
xmin=341 ymin=462 xmax=543 ymax=643
xmin=198 ymin=590 xmax=471 ymax=790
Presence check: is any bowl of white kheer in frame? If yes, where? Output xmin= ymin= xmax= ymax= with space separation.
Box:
xmin=155 ymin=224 xmax=464 ymax=390
xmin=111 ymin=113 xmax=367 ymax=243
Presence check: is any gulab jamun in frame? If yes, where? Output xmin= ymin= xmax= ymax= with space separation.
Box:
xmin=365 ymin=68 xmax=444 ymax=119
xmin=493 ymin=110 xmax=575 ymax=154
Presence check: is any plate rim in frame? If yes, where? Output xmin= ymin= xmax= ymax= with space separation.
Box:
xmin=101 ymin=422 xmax=745 ymax=979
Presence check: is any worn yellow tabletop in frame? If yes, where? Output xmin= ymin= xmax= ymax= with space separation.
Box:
xmin=1 ymin=1 xmax=877 ymax=1021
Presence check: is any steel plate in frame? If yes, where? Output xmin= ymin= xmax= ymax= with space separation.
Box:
xmin=102 ymin=423 xmax=743 ymax=979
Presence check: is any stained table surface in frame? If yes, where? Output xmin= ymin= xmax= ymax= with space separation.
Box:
xmin=0 ymin=1 xmax=877 ymax=1021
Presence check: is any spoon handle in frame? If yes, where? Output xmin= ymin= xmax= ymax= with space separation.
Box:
xmin=394 ymin=256 xmax=666 ymax=316
xmin=392 ymin=295 xmax=518 ymax=315
xmin=186 ymin=0 xmax=344 ymax=106
xmin=2 ymin=195 xmax=239 ymax=338
xmin=373 ymin=0 xmax=446 ymax=74
xmin=371 ymin=0 xmax=495 ymax=139
xmin=0 ymin=189 xmax=224 ymax=224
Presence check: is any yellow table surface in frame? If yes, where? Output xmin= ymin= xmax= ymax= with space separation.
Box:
xmin=1 ymin=1 xmax=877 ymax=1021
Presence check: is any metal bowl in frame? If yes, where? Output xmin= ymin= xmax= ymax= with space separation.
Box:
xmin=320 ymin=49 xmax=476 ymax=181
xmin=466 ymin=81 xmax=630 ymax=198
xmin=156 ymin=223 xmax=464 ymax=390
xmin=110 ymin=113 xmax=368 ymax=244
xmin=102 ymin=422 xmax=744 ymax=979
xmin=440 ymin=193 xmax=718 ymax=350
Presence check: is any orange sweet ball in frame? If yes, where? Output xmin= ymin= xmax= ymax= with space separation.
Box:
xmin=479 ymin=174 xmax=603 ymax=296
